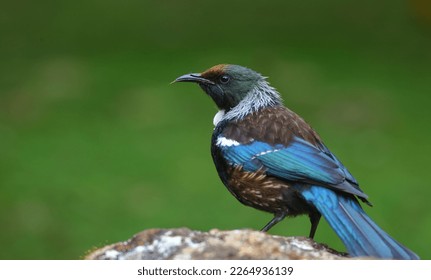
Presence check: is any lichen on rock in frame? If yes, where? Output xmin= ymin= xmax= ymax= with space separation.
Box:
xmin=85 ymin=228 xmax=348 ymax=260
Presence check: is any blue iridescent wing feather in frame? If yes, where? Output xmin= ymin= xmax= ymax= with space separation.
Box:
xmin=219 ymin=135 xmax=364 ymax=198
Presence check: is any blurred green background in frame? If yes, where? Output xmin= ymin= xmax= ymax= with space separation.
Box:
xmin=1 ymin=0 xmax=430 ymax=259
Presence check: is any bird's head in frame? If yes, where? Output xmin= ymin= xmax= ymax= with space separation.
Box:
xmin=173 ymin=64 xmax=272 ymax=112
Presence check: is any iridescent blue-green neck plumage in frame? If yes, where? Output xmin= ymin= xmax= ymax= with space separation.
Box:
xmin=174 ymin=64 xmax=282 ymax=120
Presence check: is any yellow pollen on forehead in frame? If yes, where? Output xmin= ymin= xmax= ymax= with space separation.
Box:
xmin=201 ymin=64 xmax=229 ymax=79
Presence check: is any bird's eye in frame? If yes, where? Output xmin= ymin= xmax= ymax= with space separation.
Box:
xmin=219 ymin=75 xmax=230 ymax=84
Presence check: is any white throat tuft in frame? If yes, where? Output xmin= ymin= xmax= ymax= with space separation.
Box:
xmin=213 ymin=110 xmax=225 ymax=126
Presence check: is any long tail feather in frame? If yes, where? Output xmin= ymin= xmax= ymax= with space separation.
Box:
xmin=301 ymin=186 xmax=419 ymax=259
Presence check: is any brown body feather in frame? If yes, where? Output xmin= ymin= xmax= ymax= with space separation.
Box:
xmin=223 ymin=106 xmax=322 ymax=146
xmin=212 ymin=105 xmax=323 ymax=218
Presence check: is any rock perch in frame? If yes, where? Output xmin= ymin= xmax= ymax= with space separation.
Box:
xmin=85 ymin=228 xmax=349 ymax=260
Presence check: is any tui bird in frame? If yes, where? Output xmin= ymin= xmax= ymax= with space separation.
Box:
xmin=173 ymin=64 xmax=419 ymax=259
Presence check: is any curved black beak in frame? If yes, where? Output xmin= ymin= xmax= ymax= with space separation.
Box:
xmin=171 ymin=73 xmax=215 ymax=85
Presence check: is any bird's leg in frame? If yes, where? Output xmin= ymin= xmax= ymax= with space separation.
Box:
xmin=308 ymin=212 xmax=321 ymax=239
xmin=261 ymin=212 xmax=287 ymax=232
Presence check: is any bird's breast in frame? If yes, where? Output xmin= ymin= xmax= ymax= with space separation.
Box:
xmin=225 ymin=165 xmax=292 ymax=213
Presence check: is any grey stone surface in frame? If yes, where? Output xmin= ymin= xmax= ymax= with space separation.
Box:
xmin=86 ymin=228 xmax=348 ymax=260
